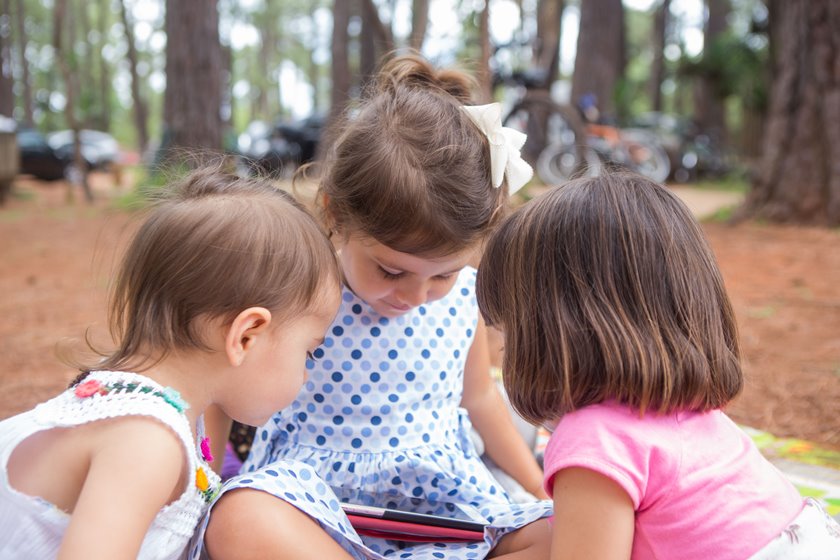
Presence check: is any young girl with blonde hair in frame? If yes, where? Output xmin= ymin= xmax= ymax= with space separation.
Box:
xmin=0 ymin=168 xmax=341 ymax=559
xmin=476 ymin=172 xmax=840 ymax=559
xmin=196 ymin=54 xmax=553 ymax=559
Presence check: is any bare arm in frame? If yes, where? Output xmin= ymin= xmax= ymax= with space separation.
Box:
xmin=550 ymin=467 xmax=635 ymax=560
xmin=58 ymin=417 xmax=185 ymax=559
xmin=461 ymin=315 xmax=548 ymax=499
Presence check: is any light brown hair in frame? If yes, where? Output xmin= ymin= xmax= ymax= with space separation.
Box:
xmin=476 ymin=172 xmax=742 ymax=424
xmin=318 ymin=53 xmax=508 ymax=256
xmin=83 ymin=167 xmax=340 ymax=373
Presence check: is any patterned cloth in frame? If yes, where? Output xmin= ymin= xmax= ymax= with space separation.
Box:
xmin=748 ymin=499 xmax=840 ymax=559
xmin=0 ymin=371 xmax=220 ymax=560
xmin=189 ymin=269 xmax=552 ymax=559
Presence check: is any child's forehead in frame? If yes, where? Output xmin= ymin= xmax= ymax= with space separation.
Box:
xmin=352 ymin=234 xmax=475 ymax=269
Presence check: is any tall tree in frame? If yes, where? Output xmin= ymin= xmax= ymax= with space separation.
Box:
xmin=53 ymin=0 xmax=93 ymax=202
xmin=163 ymin=0 xmax=223 ymax=155
xmin=409 ymin=0 xmax=429 ymax=52
xmin=120 ymin=0 xmax=149 ymax=152
xmin=648 ymin=0 xmax=671 ymax=112
xmin=318 ymin=0 xmax=351 ymax=161
xmin=476 ymin=2 xmax=492 ymax=103
xmin=92 ymin=0 xmax=110 ymax=130
xmin=693 ymin=0 xmax=729 ymax=139
xmin=534 ymin=0 xmax=564 ymax=85
xmin=0 ymin=0 xmax=14 ymax=117
xmin=571 ymin=0 xmax=625 ymax=119
xmin=13 ymin=0 xmax=32 ymax=125
xmin=739 ymin=0 xmax=840 ymax=225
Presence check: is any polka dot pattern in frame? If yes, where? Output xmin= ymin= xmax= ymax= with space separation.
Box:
xmin=191 ymin=269 xmax=552 ymax=558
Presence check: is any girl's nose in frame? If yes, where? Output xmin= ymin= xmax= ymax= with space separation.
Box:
xmin=398 ymin=282 xmax=428 ymax=307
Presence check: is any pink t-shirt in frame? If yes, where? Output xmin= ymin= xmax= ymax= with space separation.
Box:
xmin=543 ymin=401 xmax=804 ymax=560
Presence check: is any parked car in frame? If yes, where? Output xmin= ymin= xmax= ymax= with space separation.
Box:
xmin=17 ymin=127 xmax=70 ymax=181
xmin=47 ymin=129 xmax=120 ymax=171
xmin=237 ymin=114 xmax=325 ymax=178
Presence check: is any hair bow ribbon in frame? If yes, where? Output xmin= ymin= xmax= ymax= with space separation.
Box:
xmin=462 ymin=103 xmax=533 ymax=195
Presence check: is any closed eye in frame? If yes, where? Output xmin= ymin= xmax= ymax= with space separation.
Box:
xmin=379 ymin=266 xmax=404 ymax=280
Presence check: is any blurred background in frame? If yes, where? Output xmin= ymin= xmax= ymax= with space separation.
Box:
xmin=0 ymin=0 xmax=798 ymax=202
xmin=0 ymin=1 xmax=838 ymax=475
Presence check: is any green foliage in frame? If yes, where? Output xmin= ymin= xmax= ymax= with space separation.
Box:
xmin=679 ymin=32 xmax=769 ymax=113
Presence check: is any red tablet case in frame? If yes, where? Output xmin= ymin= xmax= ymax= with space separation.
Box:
xmin=346 ymin=514 xmax=486 ymax=542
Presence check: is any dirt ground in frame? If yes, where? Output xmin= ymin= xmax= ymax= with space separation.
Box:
xmin=1 ymin=173 xmax=839 ymax=451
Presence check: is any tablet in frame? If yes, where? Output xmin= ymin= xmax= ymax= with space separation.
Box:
xmin=332 ymin=486 xmax=487 ymax=539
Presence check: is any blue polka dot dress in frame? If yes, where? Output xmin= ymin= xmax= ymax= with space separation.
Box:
xmin=189 ymin=268 xmax=552 ymax=559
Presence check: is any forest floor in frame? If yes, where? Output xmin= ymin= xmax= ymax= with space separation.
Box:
xmin=1 ymin=172 xmax=839 ymax=457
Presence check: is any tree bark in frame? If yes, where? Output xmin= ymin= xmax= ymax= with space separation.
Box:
xmin=571 ymin=0 xmax=625 ymax=119
xmin=739 ymin=0 xmax=840 ymax=225
xmin=163 ymin=0 xmax=223 ymax=157
xmin=649 ymin=0 xmax=670 ymax=112
xmin=535 ymin=0 xmax=564 ymax=85
xmin=13 ymin=0 xmax=32 ymax=124
xmin=360 ymin=0 xmax=394 ymax=54
xmin=96 ymin=0 xmax=111 ymax=131
xmin=409 ymin=0 xmax=429 ymax=52
xmin=476 ymin=3 xmax=492 ymax=103
xmin=119 ymin=0 xmax=149 ymax=153
xmin=318 ymin=0 xmax=352 ymax=162
xmin=0 ymin=0 xmax=14 ymax=117
xmin=693 ymin=0 xmax=729 ymax=139
xmin=53 ymin=0 xmax=93 ymax=202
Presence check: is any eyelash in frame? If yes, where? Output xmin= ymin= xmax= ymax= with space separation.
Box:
xmin=378 ymin=266 xmax=453 ymax=282
xmin=379 ymin=267 xmax=403 ymax=280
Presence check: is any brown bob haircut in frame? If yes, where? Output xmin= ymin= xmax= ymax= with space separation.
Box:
xmin=476 ymin=172 xmax=742 ymax=424
xmin=85 ymin=167 xmax=340 ymax=373
xmin=318 ymin=53 xmax=508 ymax=256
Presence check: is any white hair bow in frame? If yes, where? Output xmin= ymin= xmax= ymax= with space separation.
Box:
xmin=462 ymin=103 xmax=533 ymax=195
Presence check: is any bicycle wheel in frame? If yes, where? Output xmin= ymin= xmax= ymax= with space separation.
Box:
xmin=503 ymin=93 xmax=588 ymax=181
xmin=619 ymin=129 xmax=671 ymax=183
xmin=536 ymin=142 xmax=601 ymax=184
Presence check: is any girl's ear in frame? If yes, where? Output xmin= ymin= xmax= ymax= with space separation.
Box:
xmin=225 ymin=307 xmax=272 ymax=367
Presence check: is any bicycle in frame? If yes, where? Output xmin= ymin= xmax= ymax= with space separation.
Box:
xmin=536 ymin=121 xmax=672 ymax=185
xmin=495 ymin=67 xmax=590 ymax=184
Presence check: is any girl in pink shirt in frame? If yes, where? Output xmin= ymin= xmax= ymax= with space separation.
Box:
xmin=476 ymin=172 xmax=840 ymax=559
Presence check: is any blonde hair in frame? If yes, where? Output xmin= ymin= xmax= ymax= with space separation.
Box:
xmin=477 ymin=172 xmax=742 ymax=424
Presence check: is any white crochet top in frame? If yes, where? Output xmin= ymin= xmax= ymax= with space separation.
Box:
xmin=0 ymin=370 xmax=221 ymax=560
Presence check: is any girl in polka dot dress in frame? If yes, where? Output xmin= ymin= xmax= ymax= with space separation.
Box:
xmin=193 ymin=54 xmax=554 ymax=559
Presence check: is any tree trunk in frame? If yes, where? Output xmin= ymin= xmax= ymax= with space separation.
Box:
xmin=308 ymin=4 xmax=320 ymax=114
xmin=360 ymin=0 xmax=394 ymax=53
xmin=693 ymin=0 xmax=729 ymax=139
xmin=571 ymin=0 xmax=625 ymax=119
xmin=96 ymin=0 xmax=111 ymax=131
xmin=534 ymin=0 xmax=564 ymax=85
xmin=649 ymin=0 xmax=670 ymax=112
xmin=53 ymin=0 xmax=93 ymax=202
xmin=360 ymin=1 xmax=378 ymax=86
xmin=409 ymin=0 xmax=429 ymax=52
xmin=318 ymin=0 xmax=352 ymax=162
xmin=739 ymin=0 xmax=840 ymax=225
xmin=0 ymin=0 xmax=14 ymax=117
xmin=13 ymin=0 xmax=32 ymax=124
xmin=163 ymin=0 xmax=223 ymax=156
xmin=119 ymin=0 xmax=149 ymax=153
xmin=77 ymin=0 xmax=95 ymax=128
xmin=476 ymin=3 xmax=492 ymax=103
